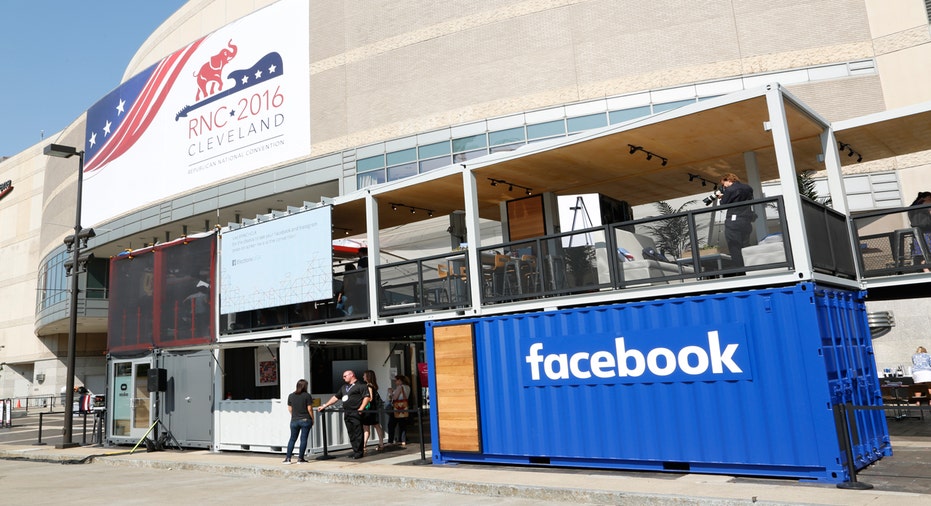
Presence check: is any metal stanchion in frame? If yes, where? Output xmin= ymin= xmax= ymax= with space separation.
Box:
xmin=33 ymin=412 xmax=47 ymax=446
xmin=411 ymin=406 xmax=430 ymax=465
xmin=315 ymin=408 xmax=335 ymax=460
xmin=834 ymin=403 xmax=873 ymax=490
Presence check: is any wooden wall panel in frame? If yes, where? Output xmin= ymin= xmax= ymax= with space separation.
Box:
xmin=433 ymin=324 xmax=481 ymax=452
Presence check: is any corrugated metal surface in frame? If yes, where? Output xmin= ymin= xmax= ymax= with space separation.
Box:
xmin=425 ymin=282 xmax=889 ymax=483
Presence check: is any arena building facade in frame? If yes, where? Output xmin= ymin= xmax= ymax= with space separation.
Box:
xmin=1 ymin=1 xmax=930 ymax=468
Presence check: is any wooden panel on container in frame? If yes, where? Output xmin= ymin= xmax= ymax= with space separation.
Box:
xmin=433 ymin=323 xmax=480 ymax=452
xmin=506 ymin=194 xmax=545 ymax=240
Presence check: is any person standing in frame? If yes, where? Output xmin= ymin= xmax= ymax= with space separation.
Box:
xmin=360 ymin=370 xmax=385 ymax=452
xmin=318 ymin=370 xmax=370 ymax=459
xmin=907 ymin=191 xmax=931 ymax=271
xmin=283 ymin=379 xmax=314 ymax=464
xmin=913 ymin=346 xmax=931 ymax=384
xmin=718 ymin=173 xmax=755 ymax=269
xmin=387 ymin=375 xmax=411 ymax=447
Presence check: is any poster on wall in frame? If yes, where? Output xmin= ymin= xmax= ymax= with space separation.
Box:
xmin=81 ymin=0 xmax=311 ymax=227
xmin=255 ymin=347 xmax=278 ymax=387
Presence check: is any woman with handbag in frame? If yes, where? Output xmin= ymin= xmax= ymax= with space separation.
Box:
xmin=387 ymin=374 xmax=411 ymax=447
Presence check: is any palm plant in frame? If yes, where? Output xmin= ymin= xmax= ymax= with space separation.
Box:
xmin=643 ymin=200 xmax=700 ymax=258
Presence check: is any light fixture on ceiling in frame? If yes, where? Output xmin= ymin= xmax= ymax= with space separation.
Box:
xmin=487 ymin=178 xmax=532 ymax=196
xmin=627 ymin=144 xmax=667 ymax=166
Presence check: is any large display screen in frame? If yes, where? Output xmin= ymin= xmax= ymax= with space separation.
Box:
xmin=81 ymin=0 xmax=310 ymax=226
xmin=219 ymin=206 xmax=332 ymax=314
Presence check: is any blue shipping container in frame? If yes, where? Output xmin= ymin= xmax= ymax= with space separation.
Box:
xmin=425 ymin=282 xmax=889 ymax=483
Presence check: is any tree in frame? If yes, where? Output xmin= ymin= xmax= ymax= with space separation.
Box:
xmin=643 ymin=200 xmax=700 ymax=258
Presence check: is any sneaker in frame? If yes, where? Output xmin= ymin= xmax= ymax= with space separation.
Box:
xmin=297 ymin=459 xmax=308 ymax=464
xmin=282 ymin=459 xmax=292 ymax=465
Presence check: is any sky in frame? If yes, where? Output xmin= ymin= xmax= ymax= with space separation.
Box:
xmin=0 ymin=1 xmax=188 ymax=157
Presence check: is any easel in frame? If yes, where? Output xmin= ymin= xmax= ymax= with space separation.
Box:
xmin=568 ymin=196 xmax=594 ymax=246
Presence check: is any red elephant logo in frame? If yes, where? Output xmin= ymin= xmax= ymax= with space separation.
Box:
xmin=194 ymin=39 xmax=238 ymax=101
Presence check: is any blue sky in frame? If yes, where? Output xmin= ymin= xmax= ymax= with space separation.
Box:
xmin=0 ymin=1 xmax=188 ymax=157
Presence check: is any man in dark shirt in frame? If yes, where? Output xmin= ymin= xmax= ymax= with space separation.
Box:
xmin=318 ymin=370 xmax=371 ymax=459
xmin=718 ymin=173 xmax=755 ymax=269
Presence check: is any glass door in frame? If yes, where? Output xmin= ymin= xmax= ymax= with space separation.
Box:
xmin=111 ymin=360 xmax=153 ymax=439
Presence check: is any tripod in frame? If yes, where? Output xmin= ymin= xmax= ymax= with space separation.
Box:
xmin=130 ymin=390 xmax=182 ymax=453
xmin=130 ymin=417 xmax=182 ymax=453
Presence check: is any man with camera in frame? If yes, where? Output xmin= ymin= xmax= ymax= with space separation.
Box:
xmin=717 ymin=173 xmax=754 ymax=270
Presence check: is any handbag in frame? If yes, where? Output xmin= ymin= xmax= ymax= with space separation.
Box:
xmin=393 ymin=388 xmax=409 ymax=418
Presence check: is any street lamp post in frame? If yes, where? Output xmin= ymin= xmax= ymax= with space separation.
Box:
xmin=44 ymin=143 xmax=89 ymax=449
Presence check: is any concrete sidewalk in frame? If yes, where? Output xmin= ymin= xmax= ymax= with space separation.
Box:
xmin=1 ymin=439 xmax=929 ymax=505
xmin=3 ymin=409 xmax=931 ymax=505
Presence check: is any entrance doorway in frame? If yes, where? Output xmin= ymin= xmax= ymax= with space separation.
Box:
xmin=110 ymin=359 xmax=153 ymax=440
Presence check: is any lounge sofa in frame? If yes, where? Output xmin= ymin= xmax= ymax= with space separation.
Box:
xmin=615 ymin=230 xmax=692 ymax=283
xmin=743 ymin=233 xmax=787 ymax=267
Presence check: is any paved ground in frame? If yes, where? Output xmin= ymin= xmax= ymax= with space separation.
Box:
xmin=3 ymin=409 xmax=931 ymax=505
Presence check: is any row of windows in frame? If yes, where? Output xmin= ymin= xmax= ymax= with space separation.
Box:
xmin=356 ymin=99 xmax=699 ymax=189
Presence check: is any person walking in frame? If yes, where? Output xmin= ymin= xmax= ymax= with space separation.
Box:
xmin=361 ymin=370 xmax=385 ymax=453
xmin=283 ymin=379 xmax=314 ymax=464
xmin=318 ymin=370 xmax=370 ymax=459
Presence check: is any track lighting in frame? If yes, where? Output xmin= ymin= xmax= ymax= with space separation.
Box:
xmin=389 ymin=202 xmax=435 ymax=216
xmin=687 ymin=173 xmax=719 ymax=190
xmin=487 ymin=178 xmax=532 ymax=196
xmin=837 ymin=141 xmax=863 ymax=163
xmin=627 ymin=144 xmax=667 ymax=166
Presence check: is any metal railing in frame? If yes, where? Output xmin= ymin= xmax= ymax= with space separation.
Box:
xmin=852 ymin=203 xmax=931 ymax=278
xmin=313 ymin=405 xmax=429 ymax=463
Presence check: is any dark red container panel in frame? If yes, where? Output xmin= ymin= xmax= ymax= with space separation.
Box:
xmin=108 ymin=233 xmax=216 ymax=354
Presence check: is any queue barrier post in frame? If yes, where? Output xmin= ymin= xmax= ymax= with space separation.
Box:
xmin=315 ymin=407 xmax=336 ymax=460
xmin=33 ymin=412 xmax=47 ymax=446
xmin=411 ymin=405 xmax=430 ymax=465
xmin=81 ymin=411 xmax=89 ymax=445
xmin=834 ymin=402 xmax=873 ymax=490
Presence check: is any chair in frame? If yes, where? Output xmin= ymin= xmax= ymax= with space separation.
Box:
xmin=909 ymin=383 xmax=931 ymax=419
xmin=491 ymin=254 xmax=516 ymax=296
xmin=893 ymin=227 xmax=931 ymax=268
xmin=432 ymin=264 xmax=451 ymax=304
xmin=520 ymin=254 xmax=539 ymax=293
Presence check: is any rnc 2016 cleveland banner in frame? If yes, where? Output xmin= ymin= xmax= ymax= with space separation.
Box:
xmin=81 ymin=0 xmax=310 ymax=227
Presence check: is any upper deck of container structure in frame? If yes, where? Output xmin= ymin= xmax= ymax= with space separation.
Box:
xmin=220 ymin=83 xmax=931 ymax=338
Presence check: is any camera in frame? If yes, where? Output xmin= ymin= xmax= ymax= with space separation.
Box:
xmin=702 ymin=190 xmax=722 ymax=206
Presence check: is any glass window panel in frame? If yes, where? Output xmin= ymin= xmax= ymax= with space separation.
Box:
xmin=609 ymin=106 xmax=651 ymax=124
xmin=418 ymin=141 xmax=450 ymax=159
xmin=489 ymin=127 xmax=525 ymax=146
xmin=387 ymin=162 xmax=417 ymax=182
xmin=357 ymin=155 xmax=385 ymax=172
xmin=527 ymin=120 xmax=565 ymax=140
xmin=386 ymin=148 xmax=416 ymax=166
xmin=452 ymin=134 xmax=487 ymax=153
xmin=419 ymin=157 xmax=450 ymax=173
xmin=567 ymin=113 xmax=607 ymax=133
xmin=453 ymin=148 xmax=489 ymax=163
xmin=357 ymin=170 xmax=385 ymax=188
xmin=489 ymin=143 xmax=523 ymax=154
xmin=652 ymin=99 xmax=695 ymax=113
